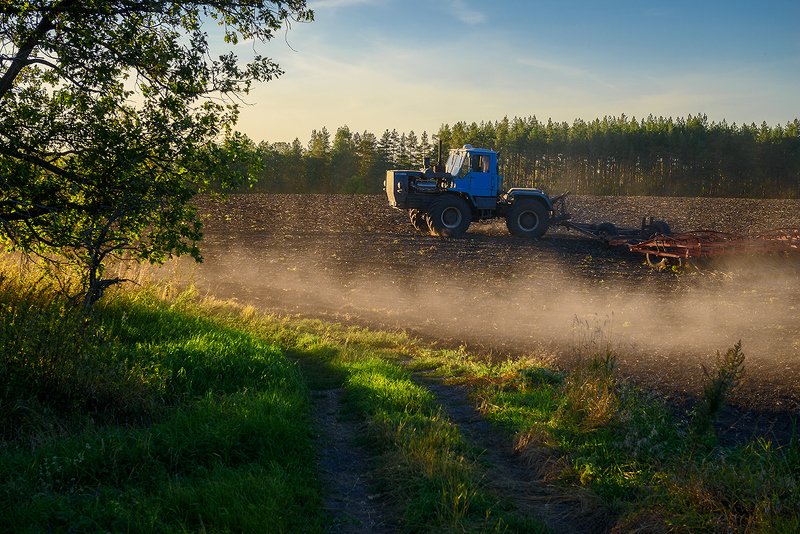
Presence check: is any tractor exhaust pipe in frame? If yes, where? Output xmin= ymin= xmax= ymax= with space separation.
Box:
xmin=435 ymin=138 xmax=444 ymax=173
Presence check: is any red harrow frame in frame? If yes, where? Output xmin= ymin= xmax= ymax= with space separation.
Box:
xmin=553 ymin=195 xmax=800 ymax=267
xmin=627 ymin=228 xmax=800 ymax=266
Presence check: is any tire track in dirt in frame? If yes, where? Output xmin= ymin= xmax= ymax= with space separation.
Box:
xmin=311 ymin=366 xmax=612 ymax=532
xmin=311 ymin=386 xmax=399 ymax=533
xmin=413 ymin=371 xmax=615 ymax=534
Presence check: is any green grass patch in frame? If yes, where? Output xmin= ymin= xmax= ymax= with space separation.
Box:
xmin=0 ymin=276 xmax=322 ymax=532
xmin=411 ymin=347 xmax=800 ymax=531
xmin=285 ymin=338 xmax=548 ymax=532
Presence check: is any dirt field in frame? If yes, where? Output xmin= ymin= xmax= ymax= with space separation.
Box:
xmin=184 ymin=193 xmax=800 ymax=413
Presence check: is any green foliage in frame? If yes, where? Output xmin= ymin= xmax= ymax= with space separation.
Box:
xmin=0 ymin=272 xmax=163 ymax=435
xmin=0 ymin=276 xmax=322 ymax=532
xmin=418 ymin=343 xmax=796 ymax=532
xmin=690 ymin=341 xmax=746 ymax=445
xmin=0 ymin=1 xmax=311 ymax=306
xmin=2 ymin=264 xmax=795 ymax=531
xmin=247 ymin=115 xmax=800 ymax=198
xmin=246 ymin=127 xmax=436 ymax=194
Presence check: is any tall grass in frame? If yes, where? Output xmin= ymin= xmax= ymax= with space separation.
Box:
xmin=3 ymin=257 xmax=797 ymax=532
xmin=417 ymin=343 xmax=800 ymax=531
xmin=0 ymin=267 xmax=322 ymax=532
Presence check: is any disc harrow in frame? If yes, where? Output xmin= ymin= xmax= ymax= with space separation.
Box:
xmin=629 ymin=228 xmax=800 ymax=264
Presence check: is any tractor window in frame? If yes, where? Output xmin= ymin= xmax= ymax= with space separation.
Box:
xmin=471 ymin=154 xmax=490 ymax=173
xmin=445 ymin=151 xmax=467 ymax=176
xmin=460 ymin=155 xmax=471 ymax=177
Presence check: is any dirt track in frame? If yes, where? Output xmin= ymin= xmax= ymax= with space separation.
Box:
xmin=185 ymin=193 xmax=800 ymax=414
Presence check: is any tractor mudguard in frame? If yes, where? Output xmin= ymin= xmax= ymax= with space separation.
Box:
xmin=505 ymin=188 xmax=555 ymax=211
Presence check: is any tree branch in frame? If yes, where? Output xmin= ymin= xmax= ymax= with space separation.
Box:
xmin=0 ymin=11 xmax=54 ymax=98
xmin=0 ymin=144 xmax=75 ymax=180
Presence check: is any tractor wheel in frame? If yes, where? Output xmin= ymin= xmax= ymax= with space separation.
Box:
xmin=426 ymin=196 xmax=471 ymax=237
xmin=506 ymin=199 xmax=549 ymax=238
xmin=408 ymin=209 xmax=429 ymax=233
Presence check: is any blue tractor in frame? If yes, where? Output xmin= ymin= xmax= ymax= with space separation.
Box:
xmin=385 ymin=143 xmax=568 ymax=238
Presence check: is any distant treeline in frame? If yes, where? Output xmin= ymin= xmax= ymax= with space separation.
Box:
xmin=243 ymin=114 xmax=800 ymax=198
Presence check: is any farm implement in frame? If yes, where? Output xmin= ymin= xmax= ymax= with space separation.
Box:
xmin=559 ymin=213 xmax=800 ymax=267
xmin=385 ymin=143 xmax=800 ymax=267
xmin=625 ymin=228 xmax=800 ymax=267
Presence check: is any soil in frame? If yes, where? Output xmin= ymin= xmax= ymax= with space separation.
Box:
xmin=311 ymin=387 xmax=398 ymax=533
xmin=191 ymin=193 xmax=800 ymax=416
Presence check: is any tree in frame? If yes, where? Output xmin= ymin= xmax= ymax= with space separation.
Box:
xmin=330 ymin=125 xmax=357 ymax=191
xmin=354 ymin=131 xmax=380 ymax=193
xmin=0 ymin=1 xmax=312 ymax=307
xmin=306 ymin=127 xmax=331 ymax=190
xmin=377 ymin=129 xmax=396 ymax=173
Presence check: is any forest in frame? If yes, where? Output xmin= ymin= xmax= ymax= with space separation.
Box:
xmin=246 ymin=114 xmax=800 ymax=198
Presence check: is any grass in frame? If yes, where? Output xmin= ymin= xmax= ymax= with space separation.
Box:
xmin=2 ymin=260 xmax=798 ymax=532
xmin=406 ymin=345 xmax=800 ymax=532
xmin=0 ymin=273 xmax=322 ymax=533
xmin=205 ymin=313 xmax=550 ymax=531
xmin=305 ymin=350 xmax=547 ymax=532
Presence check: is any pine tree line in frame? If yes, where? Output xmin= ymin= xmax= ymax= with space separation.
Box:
xmin=243 ymin=115 xmax=800 ymax=198
xmin=246 ymin=126 xmax=436 ymax=194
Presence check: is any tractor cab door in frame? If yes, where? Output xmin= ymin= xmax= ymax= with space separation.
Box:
xmin=464 ymin=152 xmax=495 ymax=197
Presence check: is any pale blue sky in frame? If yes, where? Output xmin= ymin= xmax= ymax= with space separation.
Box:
xmin=235 ymin=0 xmax=800 ymax=142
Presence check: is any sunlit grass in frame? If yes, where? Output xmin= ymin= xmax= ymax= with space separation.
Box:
xmin=409 ymin=345 xmax=800 ymax=531
xmin=283 ymin=335 xmax=548 ymax=532
xmin=0 ymin=268 xmax=322 ymax=532
xmin=191 ymin=287 xmax=800 ymax=531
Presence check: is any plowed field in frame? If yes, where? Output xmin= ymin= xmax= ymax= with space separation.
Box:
xmin=188 ymin=194 xmax=800 ymax=414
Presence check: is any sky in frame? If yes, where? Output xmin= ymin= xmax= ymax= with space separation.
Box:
xmin=232 ymin=0 xmax=800 ymax=143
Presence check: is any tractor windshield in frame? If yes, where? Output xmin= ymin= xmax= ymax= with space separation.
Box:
xmin=445 ymin=150 xmax=467 ymax=177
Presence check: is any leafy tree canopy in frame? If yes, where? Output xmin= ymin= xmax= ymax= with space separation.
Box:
xmin=0 ymin=0 xmax=312 ymax=306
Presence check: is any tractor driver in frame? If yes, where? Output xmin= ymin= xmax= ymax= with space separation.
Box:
xmin=471 ymin=154 xmax=490 ymax=173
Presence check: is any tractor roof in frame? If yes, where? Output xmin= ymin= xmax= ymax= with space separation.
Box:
xmin=457 ymin=144 xmax=496 ymax=155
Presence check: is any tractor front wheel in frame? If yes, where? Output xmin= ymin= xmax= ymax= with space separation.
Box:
xmin=506 ymin=199 xmax=549 ymax=238
xmin=426 ymin=196 xmax=471 ymax=237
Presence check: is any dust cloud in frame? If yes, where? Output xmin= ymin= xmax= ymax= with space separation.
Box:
xmin=171 ymin=241 xmax=800 ymax=410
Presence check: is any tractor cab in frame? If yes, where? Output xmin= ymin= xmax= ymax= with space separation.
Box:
xmin=444 ymin=145 xmax=502 ymax=199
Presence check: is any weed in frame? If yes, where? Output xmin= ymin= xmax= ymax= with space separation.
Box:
xmin=557 ymin=350 xmax=619 ymax=431
xmin=690 ymin=341 xmax=746 ymax=445
xmin=517 ymin=366 xmax=564 ymax=388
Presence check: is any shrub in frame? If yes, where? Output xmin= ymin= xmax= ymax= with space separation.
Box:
xmin=691 ymin=341 xmax=746 ymax=444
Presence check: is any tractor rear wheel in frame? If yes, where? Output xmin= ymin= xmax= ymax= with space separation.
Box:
xmin=426 ymin=196 xmax=471 ymax=237
xmin=409 ymin=209 xmax=429 ymax=232
xmin=506 ymin=199 xmax=549 ymax=238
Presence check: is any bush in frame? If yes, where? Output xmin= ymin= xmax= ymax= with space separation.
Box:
xmin=691 ymin=341 xmax=746 ymax=444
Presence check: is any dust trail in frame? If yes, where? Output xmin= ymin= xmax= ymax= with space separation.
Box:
xmin=173 ymin=240 xmax=800 ymax=410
